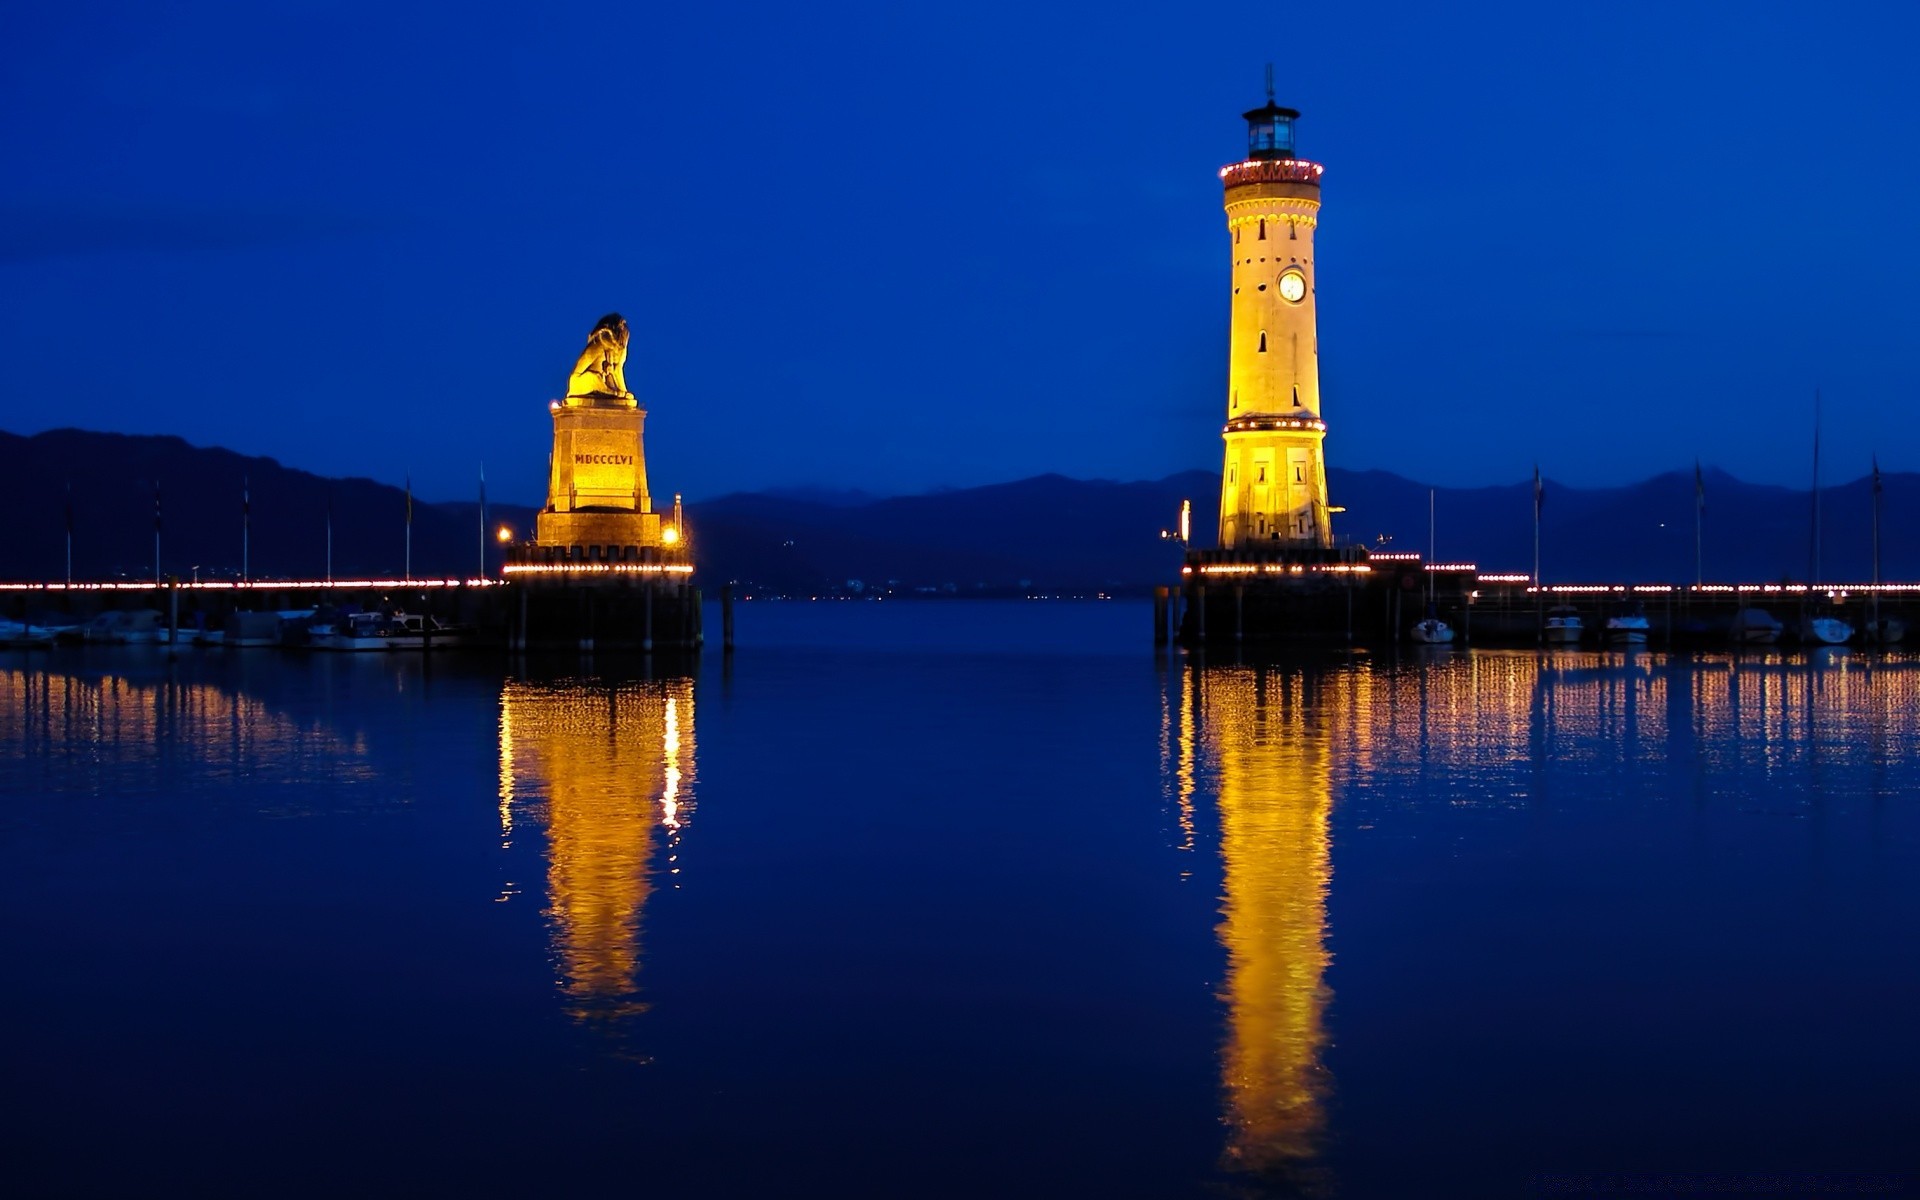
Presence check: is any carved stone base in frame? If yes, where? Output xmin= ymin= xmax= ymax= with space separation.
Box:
xmin=534 ymin=509 xmax=665 ymax=551
xmin=546 ymin=399 xmax=651 ymax=515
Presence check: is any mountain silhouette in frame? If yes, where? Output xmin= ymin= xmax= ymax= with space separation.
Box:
xmin=0 ymin=429 xmax=1909 ymax=592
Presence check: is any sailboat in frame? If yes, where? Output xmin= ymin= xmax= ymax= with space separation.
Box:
xmin=1865 ymin=454 xmax=1906 ymax=644
xmin=1410 ymin=488 xmax=1455 ymax=644
xmin=1798 ymin=390 xmax=1854 ymax=646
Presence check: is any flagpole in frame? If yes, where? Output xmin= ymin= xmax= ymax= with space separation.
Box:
xmin=325 ymin=489 xmax=334 ymax=584
xmin=154 ymin=479 xmax=162 ymax=585
xmin=405 ymin=473 xmax=413 ymax=583
xmin=478 ymin=462 xmax=487 ymax=579
xmin=65 ymin=481 xmax=73 ymax=586
xmin=242 ymin=474 xmax=251 ymax=584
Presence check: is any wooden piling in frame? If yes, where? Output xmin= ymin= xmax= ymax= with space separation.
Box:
xmin=722 ymin=584 xmax=736 ymax=652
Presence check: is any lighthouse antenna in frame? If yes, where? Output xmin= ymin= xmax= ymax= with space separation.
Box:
xmin=1265 ymin=63 xmax=1274 ymax=102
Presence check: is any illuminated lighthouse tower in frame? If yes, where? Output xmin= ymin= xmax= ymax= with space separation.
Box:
xmin=1216 ymin=88 xmax=1332 ymax=550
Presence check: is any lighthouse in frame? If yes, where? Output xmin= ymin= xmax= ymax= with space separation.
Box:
xmin=1216 ymin=89 xmax=1332 ymax=550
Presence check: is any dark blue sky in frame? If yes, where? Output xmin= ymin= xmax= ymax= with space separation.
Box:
xmin=4 ymin=1 xmax=1917 ymax=504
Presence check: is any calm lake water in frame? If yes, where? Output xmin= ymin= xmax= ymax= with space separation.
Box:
xmin=3 ymin=601 xmax=1918 ymax=1197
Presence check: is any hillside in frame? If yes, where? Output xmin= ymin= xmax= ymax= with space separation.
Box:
xmin=0 ymin=429 xmax=1910 ymax=591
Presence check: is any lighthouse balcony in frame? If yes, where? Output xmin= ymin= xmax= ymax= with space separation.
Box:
xmin=1219 ymin=159 xmax=1324 ymax=187
xmin=1223 ymin=413 xmax=1326 ymax=435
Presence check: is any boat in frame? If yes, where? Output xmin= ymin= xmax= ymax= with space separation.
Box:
xmin=70 ymin=610 xmax=167 ymax=644
xmin=1543 ymin=605 xmax=1583 ymax=645
xmin=1793 ymin=394 xmax=1853 ymax=648
xmin=1408 ymin=488 xmax=1454 ymax=644
xmin=223 ymin=609 xmax=288 ymax=648
xmin=310 ymin=610 xmax=475 ymax=651
xmin=1865 ymin=617 xmax=1907 ymax=645
xmin=1729 ymin=607 xmax=1782 ymax=645
xmin=1605 ymin=603 xmax=1650 ymax=645
xmin=0 ymin=619 xmax=56 ymax=649
xmin=1865 ymin=456 xmax=1902 ymax=643
xmin=1798 ymin=614 xmax=1853 ymax=646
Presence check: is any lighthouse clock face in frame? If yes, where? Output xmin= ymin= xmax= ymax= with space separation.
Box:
xmin=1278 ymin=270 xmax=1306 ymax=303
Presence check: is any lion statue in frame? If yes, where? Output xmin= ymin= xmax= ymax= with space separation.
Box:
xmin=567 ymin=313 xmax=632 ymax=398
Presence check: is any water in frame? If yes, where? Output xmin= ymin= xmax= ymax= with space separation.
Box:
xmin=3 ymin=602 xmax=1918 ymax=1197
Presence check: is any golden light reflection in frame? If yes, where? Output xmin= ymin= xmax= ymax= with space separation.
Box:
xmin=1173 ymin=664 xmax=1333 ymax=1177
xmin=497 ymin=676 xmax=697 ymax=1024
xmin=1316 ymin=650 xmax=1920 ymax=798
xmin=1164 ymin=648 xmax=1920 ymax=1180
xmin=0 ymin=667 xmax=373 ymax=792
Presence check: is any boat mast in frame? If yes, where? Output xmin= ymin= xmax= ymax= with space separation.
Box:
xmin=1693 ymin=459 xmax=1704 ymax=590
xmin=1808 ymin=389 xmax=1822 ymax=588
xmin=1428 ymin=487 xmax=1436 ymax=607
xmin=1872 ymin=453 xmax=1883 ymax=624
xmin=1531 ymin=464 xmax=1541 ymax=588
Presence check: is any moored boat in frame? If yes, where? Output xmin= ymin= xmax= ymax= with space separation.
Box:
xmin=1865 ymin=617 xmax=1907 ymax=645
xmin=222 ymin=609 xmax=290 ymax=648
xmin=1605 ymin=603 xmax=1650 ymax=645
xmin=310 ymin=610 xmax=475 ymax=651
xmin=1730 ymin=607 xmax=1783 ymax=645
xmin=1543 ymin=605 xmax=1583 ymax=645
xmin=1410 ymin=617 xmax=1454 ymax=644
xmin=0 ymin=620 xmax=56 ymax=649
xmin=1798 ymin=615 xmax=1853 ymax=646
xmin=69 ymin=610 xmax=167 ymax=644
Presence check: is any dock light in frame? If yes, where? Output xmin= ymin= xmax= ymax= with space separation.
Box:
xmin=496 ymin=525 xmax=513 ymax=543
xmin=661 ymin=525 xmax=680 ymax=546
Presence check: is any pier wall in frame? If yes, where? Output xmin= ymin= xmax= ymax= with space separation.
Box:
xmin=1169 ymin=555 xmax=1920 ymax=649
xmin=2 ymin=576 xmax=704 ymax=653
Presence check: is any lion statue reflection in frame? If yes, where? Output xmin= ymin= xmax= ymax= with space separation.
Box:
xmin=567 ymin=313 xmax=632 ymax=398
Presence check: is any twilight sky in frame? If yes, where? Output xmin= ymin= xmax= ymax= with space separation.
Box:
xmin=3 ymin=1 xmax=1917 ymax=504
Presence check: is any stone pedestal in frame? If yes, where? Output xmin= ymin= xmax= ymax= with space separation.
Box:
xmin=543 ymin=393 xmax=650 ymax=518
xmin=535 ymin=391 xmax=664 ymax=553
xmin=534 ymin=509 xmax=665 ymax=552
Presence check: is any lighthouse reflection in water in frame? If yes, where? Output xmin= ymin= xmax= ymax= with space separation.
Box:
xmin=1167 ymin=663 xmax=1333 ymax=1179
xmin=497 ymin=675 xmax=695 ymax=1027
xmin=1164 ymin=648 xmax=1920 ymax=1187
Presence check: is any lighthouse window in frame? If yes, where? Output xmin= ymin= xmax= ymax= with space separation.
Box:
xmin=1257 ymin=466 xmax=1267 ymax=483
xmin=1294 ymin=465 xmax=1304 ymax=483
xmin=1258 ymin=332 xmax=1267 ymax=352
xmin=1234 ymin=228 xmax=1241 ymax=244
xmin=1289 ymin=223 xmax=1297 ymax=241
xmin=1258 ymin=219 xmax=1266 ymax=240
